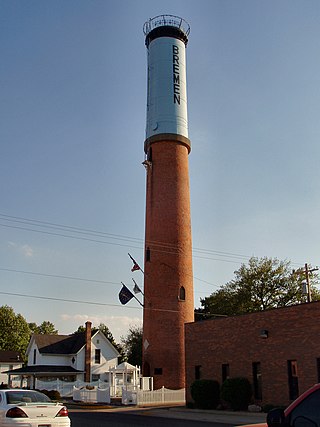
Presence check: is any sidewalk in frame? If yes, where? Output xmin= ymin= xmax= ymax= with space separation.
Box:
xmin=140 ymin=406 xmax=267 ymax=425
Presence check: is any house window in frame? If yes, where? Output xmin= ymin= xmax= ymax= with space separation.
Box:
xmin=195 ymin=365 xmax=202 ymax=380
xmin=146 ymin=247 xmax=150 ymax=262
xmin=92 ymin=374 xmax=100 ymax=382
xmin=154 ymin=368 xmax=162 ymax=375
xmin=222 ymin=364 xmax=230 ymax=383
xmin=33 ymin=349 xmax=36 ymax=365
xmin=179 ymin=286 xmax=186 ymax=301
xmin=95 ymin=349 xmax=101 ymax=364
xmin=288 ymin=360 xmax=299 ymax=400
xmin=252 ymin=362 xmax=262 ymax=400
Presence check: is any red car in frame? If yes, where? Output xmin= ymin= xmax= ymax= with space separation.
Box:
xmin=241 ymin=383 xmax=320 ymax=427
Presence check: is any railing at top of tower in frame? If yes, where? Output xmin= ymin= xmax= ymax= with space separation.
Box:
xmin=143 ymin=14 xmax=190 ymax=38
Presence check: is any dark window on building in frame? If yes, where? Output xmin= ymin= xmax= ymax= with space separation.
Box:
xmin=288 ymin=360 xmax=299 ymax=400
xmin=146 ymin=247 xmax=150 ymax=262
xmin=154 ymin=368 xmax=162 ymax=375
xmin=147 ymin=148 xmax=152 ymax=162
xmin=143 ymin=362 xmax=150 ymax=377
xmin=252 ymin=362 xmax=262 ymax=400
xmin=33 ymin=349 xmax=36 ymax=365
xmin=195 ymin=365 xmax=202 ymax=380
xmin=317 ymin=358 xmax=320 ymax=383
xmin=222 ymin=364 xmax=230 ymax=383
xmin=179 ymin=286 xmax=186 ymax=301
xmin=95 ymin=349 xmax=101 ymax=364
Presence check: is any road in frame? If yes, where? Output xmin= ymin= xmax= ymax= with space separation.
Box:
xmin=69 ymin=409 xmax=234 ymax=427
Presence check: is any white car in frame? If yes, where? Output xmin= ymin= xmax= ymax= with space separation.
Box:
xmin=0 ymin=389 xmax=71 ymax=426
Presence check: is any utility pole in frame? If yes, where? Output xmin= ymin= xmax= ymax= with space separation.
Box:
xmin=305 ymin=263 xmax=319 ymax=303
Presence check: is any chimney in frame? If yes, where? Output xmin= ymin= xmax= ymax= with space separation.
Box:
xmin=84 ymin=321 xmax=92 ymax=382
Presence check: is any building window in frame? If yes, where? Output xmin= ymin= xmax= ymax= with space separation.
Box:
xmin=95 ymin=349 xmax=101 ymax=364
xmin=92 ymin=374 xmax=100 ymax=382
xmin=317 ymin=358 xmax=320 ymax=383
xmin=146 ymin=247 xmax=150 ymax=262
xmin=33 ymin=349 xmax=36 ymax=365
xmin=195 ymin=365 xmax=202 ymax=380
xmin=288 ymin=360 xmax=299 ymax=400
xmin=154 ymin=368 xmax=162 ymax=375
xmin=179 ymin=286 xmax=186 ymax=301
xmin=222 ymin=364 xmax=230 ymax=383
xmin=252 ymin=362 xmax=262 ymax=400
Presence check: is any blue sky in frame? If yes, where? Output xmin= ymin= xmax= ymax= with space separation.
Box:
xmin=1 ymin=0 xmax=320 ymax=341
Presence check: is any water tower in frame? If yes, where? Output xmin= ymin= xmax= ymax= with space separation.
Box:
xmin=142 ymin=15 xmax=194 ymax=389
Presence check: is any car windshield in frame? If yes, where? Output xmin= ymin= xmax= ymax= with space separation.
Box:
xmin=6 ymin=391 xmax=51 ymax=404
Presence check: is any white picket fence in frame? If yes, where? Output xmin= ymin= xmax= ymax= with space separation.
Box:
xmin=122 ymin=386 xmax=185 ymax=406
xmin=36 ymin=379 xmax=108 ymax=397
xmin=36 ymin=379 xmax=185 ymax=406
xmin=72 ymin=385 xmax=185 ymax=405
xmin=73 ymin=386 xmax=110 ymax=403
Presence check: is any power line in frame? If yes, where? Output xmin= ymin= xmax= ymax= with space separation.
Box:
xmin=0 ymin=291 xmax=182 ymax=314
xmin=0 ymin=212 xmax=307 ymax=281
xmin=0 ymin=267 xmax=119 ymax=286
xmin=0 ymin=212 xmax=253 ymax=263
xmin=0 ymin=290 xmax=141 ymax=309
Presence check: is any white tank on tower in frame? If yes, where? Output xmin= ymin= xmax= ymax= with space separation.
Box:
xmin=143 ymin=15 xmax=190 ymax=153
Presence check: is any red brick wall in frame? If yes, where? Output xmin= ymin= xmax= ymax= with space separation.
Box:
xmin=143 ymin=140 xmax=194 ymax=390
xmin=185 ymin=301 xmax=320 ymax=407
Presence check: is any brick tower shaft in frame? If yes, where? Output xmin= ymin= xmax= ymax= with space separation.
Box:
xmin=143 ymin=139 xmax=194 ymax=389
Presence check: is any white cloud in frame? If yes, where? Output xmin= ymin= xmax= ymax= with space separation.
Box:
xmin=8 ymin=242 xmax=34 ymax=258
xmin=60 ymin=313 xmax=142 ymax=342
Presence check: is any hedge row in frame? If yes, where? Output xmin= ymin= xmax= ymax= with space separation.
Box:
xmin=191 ymin=377 xmax=252 ymax=410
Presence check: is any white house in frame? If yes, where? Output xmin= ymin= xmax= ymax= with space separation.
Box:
xmin=7 ymin=322 xmax=119 ymax=388
xmin=0 ymin=351 xmax=23 ymax=387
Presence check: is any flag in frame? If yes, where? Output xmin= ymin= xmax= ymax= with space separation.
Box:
xmin=132 ymin=278 xmax=144 ymax=298
xmin=131 ymin=263 xmax=140 ymax=272
xmin=119 ymin=283 xmax=134 ymax=305
xmin=133 ymin=280 xmax=142 ymax=294
xmin=128 ymin=253 xmax=141 ymax=272
xmin=133 ymin=283 xmax=142 ymax=294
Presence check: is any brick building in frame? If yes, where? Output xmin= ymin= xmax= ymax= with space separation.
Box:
xmin=185 ymin=301 xmax=320 ymax=407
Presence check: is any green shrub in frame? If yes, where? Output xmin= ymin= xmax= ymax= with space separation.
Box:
xmin=221 ymin=377 xmax=252 ymax=411
xmin=191 ymin=379 xmax=220 ymax=409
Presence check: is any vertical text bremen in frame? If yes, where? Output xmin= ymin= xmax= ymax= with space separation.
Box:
xmin=173 ymin=45 xmax=180 ymax=104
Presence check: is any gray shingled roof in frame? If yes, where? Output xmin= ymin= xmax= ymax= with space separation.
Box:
xmin=33 ymin=332 xmax=88 ymax=355
xmin=0 ymin=350 xmax=23 ymax=363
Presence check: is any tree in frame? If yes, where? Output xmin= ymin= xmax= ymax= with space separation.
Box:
xmin=121 ymin=325 xmax=142 ymax=367
xmin=29 ymin=321 xmax=58 ymax=335
xmin=197 ymin=257 xmax=320 ymax=317
xmin=0 ymin=305 xmax=31 ymax=358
